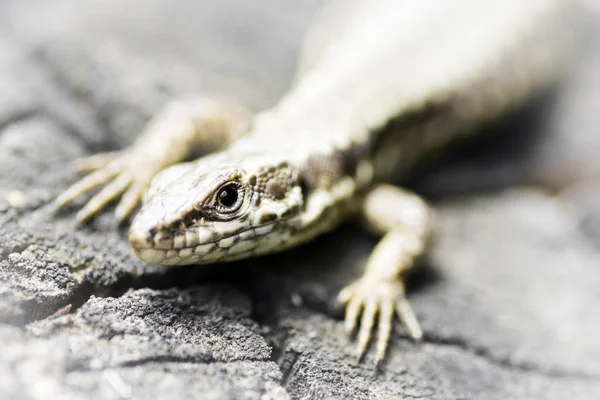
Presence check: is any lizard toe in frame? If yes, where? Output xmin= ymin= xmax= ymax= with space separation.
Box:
xmin=75 ymin=172 xmax=132 ymax=225
xmin=339 ymin=278 xmax=421 ymax=364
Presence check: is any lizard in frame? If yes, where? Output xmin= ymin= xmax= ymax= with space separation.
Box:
xmin=52 ymin=0 xmax=574 ymax=364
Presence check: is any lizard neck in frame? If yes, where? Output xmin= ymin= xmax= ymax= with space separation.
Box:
xmin=233 ymin=74 xmax=381 ymax=194
xmin=226 ymin=92 xmax=377 ymax=246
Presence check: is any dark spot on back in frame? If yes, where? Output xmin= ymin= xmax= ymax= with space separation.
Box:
xmin=301 ymin=136 xmax=376 ymax=192
xmin=302 ymin=153 xmax=340 ymax=191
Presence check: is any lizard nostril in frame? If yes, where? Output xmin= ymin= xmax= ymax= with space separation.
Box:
xmin=128 ymin=229 xmax=153 ymax=249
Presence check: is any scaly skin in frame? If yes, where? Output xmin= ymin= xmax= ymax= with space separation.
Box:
xmin=54 ymin=0 xmax=574 ymax=364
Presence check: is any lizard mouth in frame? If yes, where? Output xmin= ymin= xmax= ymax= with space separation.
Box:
xmin=129 ymin=223 xmax=278 ymax=265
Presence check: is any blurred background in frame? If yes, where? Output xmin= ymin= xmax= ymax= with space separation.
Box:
xmin=1 ymin=1 xmax=600 ymax=399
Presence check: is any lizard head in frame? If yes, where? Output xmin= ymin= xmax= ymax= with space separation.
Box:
xmin=128 ymin=153 xmax=305 ymax=265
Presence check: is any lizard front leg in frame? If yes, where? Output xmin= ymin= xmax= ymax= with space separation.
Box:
xmin=338 ymin=184 xmax=434 ymax=364
xmin=53 ymin=97 xmax=252 ymax=224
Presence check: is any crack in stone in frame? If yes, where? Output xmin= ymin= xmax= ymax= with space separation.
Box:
xmin=276 ymin=339 xmax=298 ymax=387
xmin=0 ymin=241 xmax=30 ymax=260
xmin=27 ymin=47 xmax=113 ymax=153
xmin=0 ymin=109 xmax=39 ymax=134
xmin=62 ymin=354 xmax=266 ymax=374
xmin=113 ymin=355 xmax=260 ymax=369
xmin=37 ymin=109 xmax=101 ymax=156
xmin=0 ymin=31 xmax=109 ymax=154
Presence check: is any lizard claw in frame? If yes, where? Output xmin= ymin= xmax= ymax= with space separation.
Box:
xmin=338 ymin=278 xmax=422 ymax=364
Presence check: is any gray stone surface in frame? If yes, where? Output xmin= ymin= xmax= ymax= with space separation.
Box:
xmin=1 ymin=1 xmax=600 ymax=399
xmin=1 ymin=288 xmax=286 ymax=400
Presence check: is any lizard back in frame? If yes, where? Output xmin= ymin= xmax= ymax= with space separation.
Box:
xmin=233 ymin=0 xmax=574 ymax=192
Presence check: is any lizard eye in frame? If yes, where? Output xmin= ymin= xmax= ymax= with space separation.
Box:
xmin=215 ymin=183 xmax=243 ymax=212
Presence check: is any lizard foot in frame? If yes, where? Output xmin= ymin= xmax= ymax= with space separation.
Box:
xmin=52 ymin=150 xmax=154 ymax=225
xmin=338 ymin=277 xmax=422 ymax=365
xmin=52 ymin=97 xmax=253 ymax=226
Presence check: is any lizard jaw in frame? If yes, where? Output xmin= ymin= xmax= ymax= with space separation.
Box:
xmin=129 ymin=222 xmax=280 ymax=265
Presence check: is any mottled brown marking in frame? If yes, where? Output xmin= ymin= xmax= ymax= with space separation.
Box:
xmin=266 ymin=180 xmax=285 ymax=199
xmin=301 ymin=153 xmax=342 ymax=192
xmin=252 ymin=163 xmax=302 ymax=201
xmin=248 ymin=175 xmax=257 ymax=186
xmin=340 ymin=138 xmax=374 ymax=178
xmin=300 ymin=138 xmax=375 ymax=193
xmin=281 ymin=203 xmax=300 ymax=219
xmin=258 ymin=211 xmax=278 ymax=224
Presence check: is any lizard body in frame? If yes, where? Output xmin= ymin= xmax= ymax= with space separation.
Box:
xmin=54 ymin=0 xmax=574 ymax=363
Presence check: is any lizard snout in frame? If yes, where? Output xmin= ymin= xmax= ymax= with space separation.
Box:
xmin=128 ymin=227 xmax=154 ymax=250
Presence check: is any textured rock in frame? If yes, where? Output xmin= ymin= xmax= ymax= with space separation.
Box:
xmin=1 ymin=1 xmax=600 ymax=399
xmin=1 ymin=288 xmax=287 ymax=400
